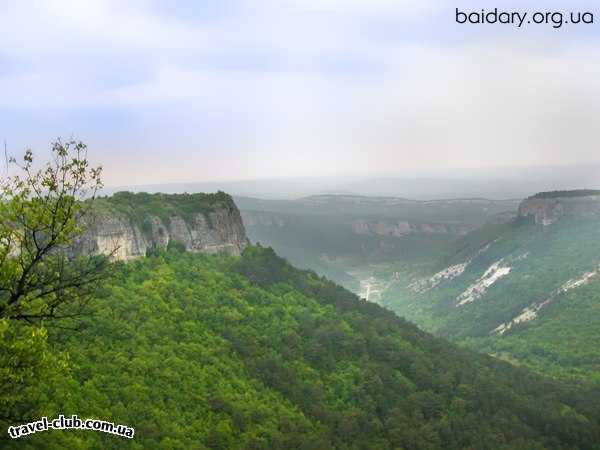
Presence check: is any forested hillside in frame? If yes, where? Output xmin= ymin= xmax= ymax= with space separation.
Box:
xmin=7 ymin=246 xmax=600 ymax=449
xmin=6 ymin=1 xmax=600 ymax=449
xmin=382 ymin=213 xmax=600 ymax=383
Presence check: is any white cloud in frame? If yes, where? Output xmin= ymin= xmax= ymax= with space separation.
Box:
xmin=1 ymin=0 xmax=600 ymax=184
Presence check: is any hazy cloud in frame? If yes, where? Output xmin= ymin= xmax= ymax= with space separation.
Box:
xmin=1 ymin=0 xmax=599 ymax=185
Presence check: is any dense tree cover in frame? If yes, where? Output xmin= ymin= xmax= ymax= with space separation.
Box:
xmin=5 ymin=246 xmax=600 ymax=449
xmin=94 ymin=191 xmax=236 ymax=228
xmin=382 ymin=215 xmax=600 ymax=384
xmin=0 ymin=320 xmax=69 ymax=423
xmin=468 ymin=278 xmax=600 ymax=384
xmin=530 ymin=190 xmax=600 ymax=199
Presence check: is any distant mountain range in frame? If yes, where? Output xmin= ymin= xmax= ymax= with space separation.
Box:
xmin=101 ymin=164 xmax=600 ymax=200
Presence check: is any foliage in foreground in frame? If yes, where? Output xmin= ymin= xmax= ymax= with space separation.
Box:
xmin=4 ymin=246 xmax=600 ymax=449
xmin=0 ymin=140 xmax=111 ymax=429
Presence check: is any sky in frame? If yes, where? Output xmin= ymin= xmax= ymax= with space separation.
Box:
xmin=1 ymin=0 xmax=600 ymax=186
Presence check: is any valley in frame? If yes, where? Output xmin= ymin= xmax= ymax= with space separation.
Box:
xmin=237 ymin=195 xmax=518 ymax=290
xmin=347 ymin=266 xmax=390 ymax=303
xmin=240 ymin=191 xmax=600 ymax=385
xmin=3 ymin=181 xmax=600 ymax=449
xmin=6 ymin=3 xmax=600 ymax=448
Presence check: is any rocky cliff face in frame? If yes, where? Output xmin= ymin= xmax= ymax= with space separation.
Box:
xmin=77 ymin=196 xmax=248 ymax=261
xmin=351 ymin=220 xmax=470 ymax=237
xmin=518 ymin=194 xmax=600 ymax=225
xmin=240 ymin=211 xmax=286 ymax=227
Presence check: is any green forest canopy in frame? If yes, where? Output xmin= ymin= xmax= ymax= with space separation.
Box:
xmin=6 ymin=246 xmax=600 ymax=449
xmin=93 ymin=191 xmax=236 ymax=226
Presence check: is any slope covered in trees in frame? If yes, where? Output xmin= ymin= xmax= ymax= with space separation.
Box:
xmin=382 ymin=214 xmax=600 ymax=384
xmin=7 ymin=246 xmax=600 ymax=449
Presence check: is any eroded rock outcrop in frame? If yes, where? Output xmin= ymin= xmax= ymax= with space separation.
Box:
xmin=493 ymin=265 xmax=600 ymax=334
xmin=76 ymin=193 xmax=248 ymax=261
xmin=240 ymin=211 xmax=286 ymax=227
xmin=351 ymin=220 xmax=469 ymax=237
xmin=518 ymin=192 xmax=600 ymax=226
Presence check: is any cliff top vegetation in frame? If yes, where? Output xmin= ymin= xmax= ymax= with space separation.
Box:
xmin=529 ymin=190 xmax=600 ymax=199
xmin=93 ymin=191 xmax=237 ymax=226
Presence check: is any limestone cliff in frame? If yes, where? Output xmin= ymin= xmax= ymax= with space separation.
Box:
xmin=350 ymin=220 xmax=470 ymax=237
xmin=240 ymin=211 xmax=286 ymax=227
xmin=518 ymin=192 xmax=600 ymax=225
xmin=76 ymin=192 xmax=248 ymax=260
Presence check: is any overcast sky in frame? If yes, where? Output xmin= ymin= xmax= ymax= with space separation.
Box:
xmin=1 ymin=0 xmax=599 ymax=186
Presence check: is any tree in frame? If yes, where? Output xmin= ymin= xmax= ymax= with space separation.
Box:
xmin=0 ymin=139 xmax=111 ymax=322
xmin=0 ymin=139 xmax=112 ymax=426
